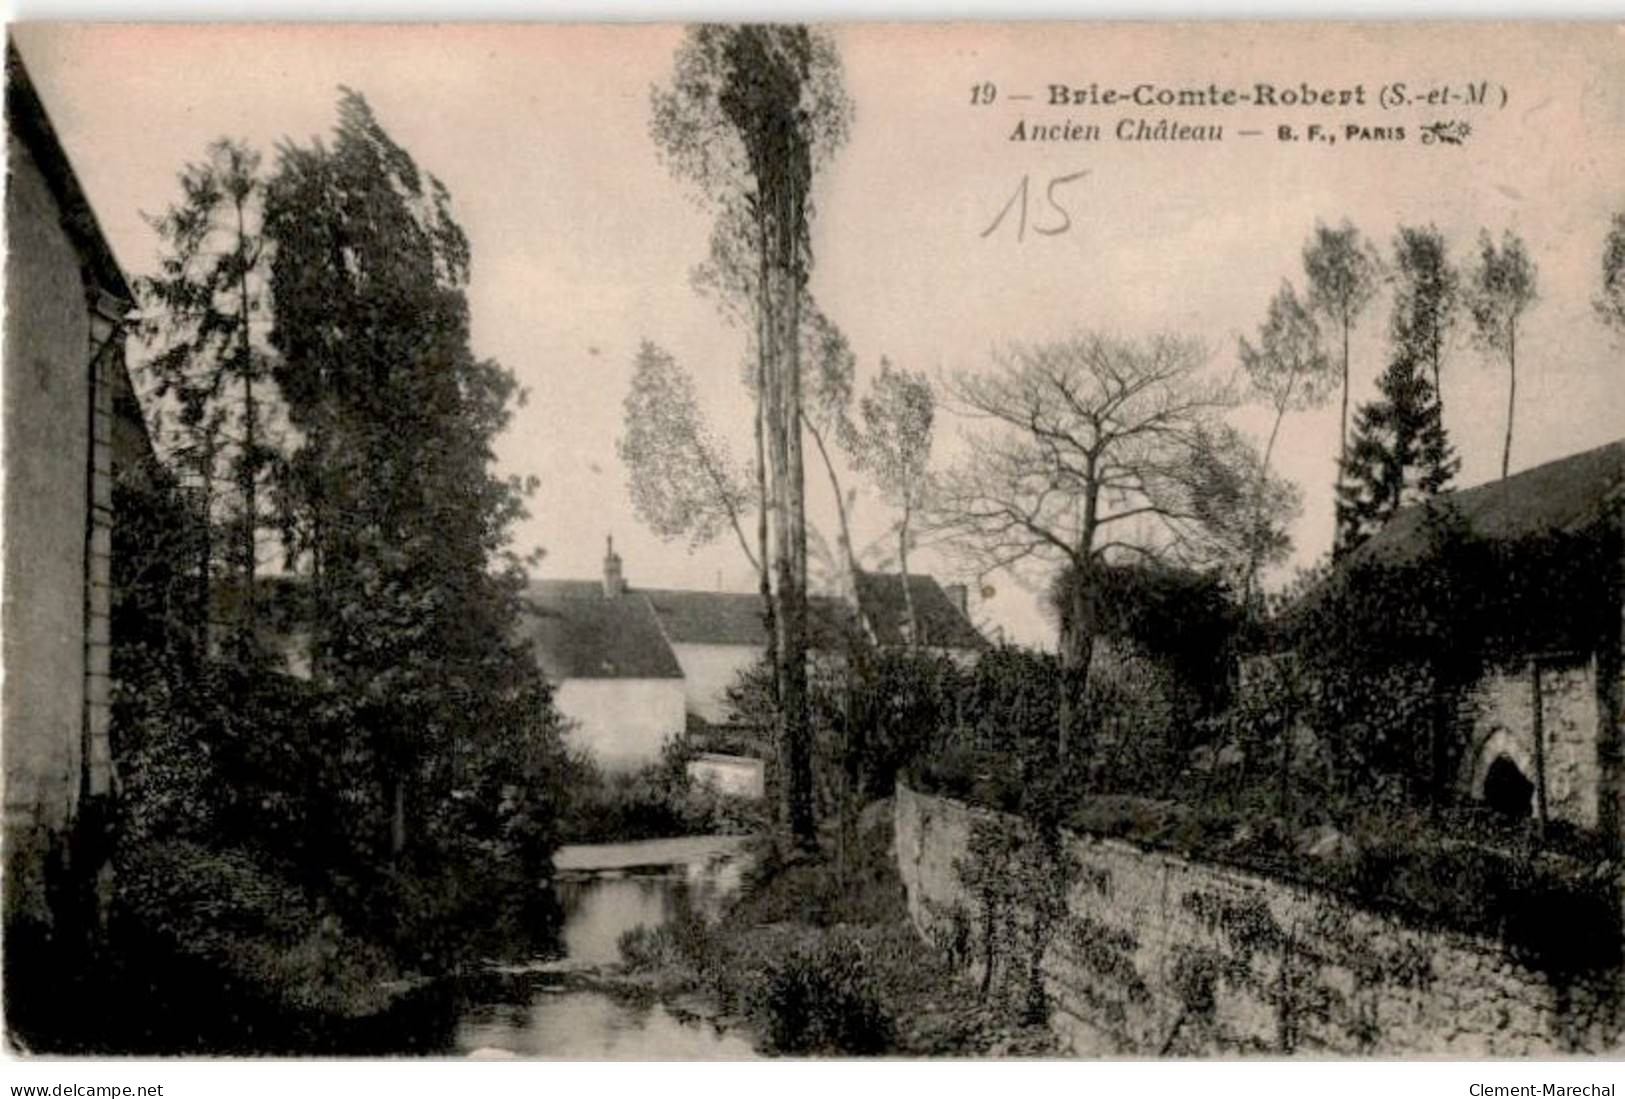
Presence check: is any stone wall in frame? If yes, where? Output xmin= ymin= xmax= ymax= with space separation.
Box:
xmin=1458 ymin=657 xmax=1613 ymax=831
xmin=895 ymin=784 xmax=1625 ymax=1057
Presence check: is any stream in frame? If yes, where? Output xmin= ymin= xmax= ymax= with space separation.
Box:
xmin=449 ymin=834 xmax=758 ymax=1059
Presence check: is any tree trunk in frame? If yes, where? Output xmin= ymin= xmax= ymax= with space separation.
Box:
xmin=1531 ymin=660 xmax=1548 ymax=841
xmin=763 ymin=179 xmax=815 ymax=851
xmin=804 ymin=414 xmax=860 ymax=590
xmin=1245 ymin=397 xmax=1291 ymax=610
xmin=780 ymin=213 xmax=815 ymax=851
xmin=752 ymin=203 xmax=780 ymax=711
xmin=389 ymin=772 xmax=407 ymax=860
xmin=1501 ymin=322 xmax=1516 ymax=481
xmin=898 ymin=501 xmax=918 ymax=649
xmin=1336 ymin=318 xmax=1351 ymax=548
xmin=1058 ymin=569 xmax=1096 ymax=764
xmin=235 ymin=194 xmax=258 ymax=663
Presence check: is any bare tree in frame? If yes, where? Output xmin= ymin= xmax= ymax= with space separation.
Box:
xmin=1302 ymin=220 xmax=1381 ymax=535
xmin=1595 ymin=211 xmax=1625 ymax=344
xmin=618 ymin=340 xmax=757 ymax=570
xmin=853 ymin=358 xmax=936 ymax=646
xmin=1237 ymin=283 xmax=1335 ymax=603
xmin=1464 ymin=229 xmax=1539 ymax=480
xmin=931 ymin=332 xmax=1250 ymax=758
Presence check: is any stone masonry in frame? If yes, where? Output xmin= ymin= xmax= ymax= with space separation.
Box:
xmin=895 ymin=785 xmax=1625 ymax=1057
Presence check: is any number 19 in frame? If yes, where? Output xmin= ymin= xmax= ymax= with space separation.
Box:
xmin=970 ymin=82 xmax=997 ymax=105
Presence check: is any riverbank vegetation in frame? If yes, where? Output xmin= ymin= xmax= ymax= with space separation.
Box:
xmin=557 ymin=735 xmax=766 ymax=844
xmin=616 ymin=800 xmax=1057 ymax=1056
xmin=900 ymin=527 xmax=1622 ymax=974
xmin=44 ymin=90 xmax=577 ymax=1054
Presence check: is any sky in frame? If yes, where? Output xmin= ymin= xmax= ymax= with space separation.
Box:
xmin=12 ymin=21 xmax=1625 ymax=647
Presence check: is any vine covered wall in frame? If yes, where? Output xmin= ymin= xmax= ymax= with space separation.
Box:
xmin=895 ymin=785 xmax=1625 ymax=1056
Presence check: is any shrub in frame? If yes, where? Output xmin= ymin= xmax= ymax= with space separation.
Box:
xmin=115 ymin=840 xmax=398 ymax=1018
xmin=558 ymin=734 xmax=766 ymax=844
xmin=750 ymin=931 xmax=894 ymax=1055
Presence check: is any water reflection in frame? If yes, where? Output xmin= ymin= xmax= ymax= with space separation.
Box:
xmin=458 ymin=985 xmax=755 ymax=1060
xmin=450 ymin=834 xmax=756 ymax=1059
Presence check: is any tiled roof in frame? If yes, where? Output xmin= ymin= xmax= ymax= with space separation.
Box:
xmin=851 ymin=571 xmax=988 ymax=651
xmin=1355 ymin=438 xmax=1625 ymax=564
xmin=640 ymin=587 xmax=864 ymax=650
xmin=521 ymin=569 xmax=986 ymax=681
xmin=643 ymin=589 xmax=772 ymax=646
xmin=519 ymin=584 xmax=683 ymax=681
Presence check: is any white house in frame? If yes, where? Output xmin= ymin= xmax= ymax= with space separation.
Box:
xmin=522 ymin=537 xmax=988 ymax=775
xmin=519 ymin=541 xmax=687 ymax=772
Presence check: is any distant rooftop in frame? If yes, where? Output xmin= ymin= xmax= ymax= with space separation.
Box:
xmin=1354 ymin=438 xmax=1625 ymax=565
xmin=521 ymin=547 xmax=986 ymax=680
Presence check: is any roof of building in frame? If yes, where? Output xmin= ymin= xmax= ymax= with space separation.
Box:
xmin=6 ymin=44 xmax=133 ymax=306
xmin=642 ymin=588 xmax=775 ymax=646
xmin=521 ymin=569 xmax=984 ymax=681
xmin=519 ymin=584 xmax=684 ymax=681
xmin=1353 ymin=438 xmax=1625 ymax=565
xmin=852 ymin=571 xmax=990 ymax=651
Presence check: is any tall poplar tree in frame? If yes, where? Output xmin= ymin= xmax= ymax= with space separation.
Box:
xmin=853 ymin=358 xmax=935 ymax=646
xmin=1390 ymin=224 xmax=1460 ymax=416
xmin=1303 ymin=220 xmax=1381 ymax=537
xmin=1237 ymin=283 xmax=1335 ymax=602
xmin=652 ymin=25 xmax=852 ymax=849
xmin=263 ymin=90 xmax=562 ymax=920
xmin=1464 ymin=229 xmax=1538 ymax=480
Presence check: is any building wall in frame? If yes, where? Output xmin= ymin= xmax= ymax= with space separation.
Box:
xmin=686 ymin=753 xmax=765 ymax=799
xmin=669 ymin=642 xmax=762 ymax=724
xmin=895 ymin=785 xmax=1625 ymax=1057
xmin=554 ymin=677 xmax=686 ymax=771
xmin=1458 ymin=656 xmax=1606 ymax=831
xmin=3 ymin=133 xmax=94 ymax=926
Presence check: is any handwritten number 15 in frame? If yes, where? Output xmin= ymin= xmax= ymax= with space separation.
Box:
xmin=981 ymin=170 xmax=1091 ymax=242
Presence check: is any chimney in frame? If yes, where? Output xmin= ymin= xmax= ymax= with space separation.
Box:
xmin=603 ymin=534 xmax=625 ymax=597
xmin=945 ymin=583 xmax=969 ymax=617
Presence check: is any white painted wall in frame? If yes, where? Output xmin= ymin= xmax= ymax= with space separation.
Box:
xmin=555 ymin=677 xmax=686 ymax=772
xmin=670 ymin=642 xmax=764 ymax=724
xmin=687 ymin=754 xmax=766 ymax=799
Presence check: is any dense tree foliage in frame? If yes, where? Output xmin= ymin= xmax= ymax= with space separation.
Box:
xmin=119 ymin=91 xmax=568 ymax=981
xmin=1335 ymin=347 xmax=1458 ymax=553
xmin=260 ymin=90 xmax=565 ymax=953
xmin=135 ymin=138 xmax=280 ymax=660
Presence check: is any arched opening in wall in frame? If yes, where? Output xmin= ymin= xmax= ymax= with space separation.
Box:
xmin=1482 ymin=755 xmax=1534 ymax=818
